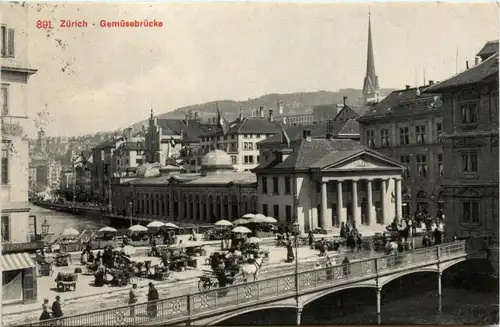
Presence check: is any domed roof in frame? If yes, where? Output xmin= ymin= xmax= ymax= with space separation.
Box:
xmin=201 ymin=150 xmax=234 ymax=171
xmin=136 ymin=163 xmax=162 ymax=178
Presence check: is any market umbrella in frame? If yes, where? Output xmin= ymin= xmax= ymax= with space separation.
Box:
xmin=164 ymin=222 xmax=179 ymax=229
xmin=61 ymin=228 xmax=79 ymax=237
xmin=232 ymin=226 xmax=252 ymax=234
xmin=248 ymin=215 xmax=268 ymax=224
xmin=147 ymin=221 xmax=165 ymax=228
xmin=242 ymin=213 xmax=256 ymax=219
xmin=128 ymin=224 xmax=148 ymax=232
xmin=247 ymin=237 xmax=261 ymax=244
xmin=120 ymin=245 xmax=136 ymax=256
xmin=215 ymin=220 xmax=233 ymax=227
xmin=264 ymin=216 xmax=278 ymax=224
xmin=98 ymin=226 xmax=117 ymax=233
xmin=233 ymin=219 xmax=249 ymax=225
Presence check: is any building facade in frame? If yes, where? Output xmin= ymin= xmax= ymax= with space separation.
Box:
xmin=1 ymin=5 xmax=40 ymax=305
xmin=253 ymin=129 xmax=405 ymax=234
xmin=358 ymin=84 xmax=444 ymax=217
xmin=425 ymin=43 xmax=499 ymax=274
xmin=111 ymin=150 xmax=257 ymax=223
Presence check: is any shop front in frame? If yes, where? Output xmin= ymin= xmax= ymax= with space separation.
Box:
xmin=1 ymin=252 xmax=38 ymax=304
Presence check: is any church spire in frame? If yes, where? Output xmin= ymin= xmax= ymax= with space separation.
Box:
xmin=362 ymin=11 xmax=380 ymax=104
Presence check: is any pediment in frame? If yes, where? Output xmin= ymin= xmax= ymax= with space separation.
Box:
xmin=453 ymin=137 xmax=484 ymax=148
xmin=456 ymin=187 xmax=483 ymax=198
xmin=327 ymin=153 xmax=403 ymax=171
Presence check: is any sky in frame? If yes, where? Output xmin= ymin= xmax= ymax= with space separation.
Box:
xmin=11 ymin=2 xmax=500 ymax=136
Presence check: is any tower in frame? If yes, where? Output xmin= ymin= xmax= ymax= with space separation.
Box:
xmin=362 ymin=12 xmax=380 ymax=104
xmin=37 ymin=129 xmax=46 ymax=153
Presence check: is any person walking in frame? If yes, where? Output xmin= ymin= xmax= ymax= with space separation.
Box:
xmin=39 ymin=298 xmax=51 ymax=321
xmin=51 ymin=296 xmax=63 ymax=318
xmin=128 ymin=283 xmax=138 ymax=316
xmin=356 ymin=234 xmax=363 ymax=252
xmin=147 ymin=282 xmax=159 ymax=318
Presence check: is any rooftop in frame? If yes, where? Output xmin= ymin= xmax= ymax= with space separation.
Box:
xmin=201 ymin=117 xmax=283 ymax=137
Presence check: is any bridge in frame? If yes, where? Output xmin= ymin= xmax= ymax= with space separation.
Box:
xmin=26 ymin=240 xmax=477 ymax=326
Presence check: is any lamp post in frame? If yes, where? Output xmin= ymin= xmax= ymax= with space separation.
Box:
xmin=129 ymin=200 xmax=133 ymax=228
xmin=41 ymin=219 xmax=50 ymax=236
xmin=292 ymin=220 xmax=301 ymax=325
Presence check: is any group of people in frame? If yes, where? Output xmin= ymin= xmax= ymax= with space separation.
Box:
xmin=39 ymin=296 xmax=63 ymax=321
xmin=128 ymin=282 xmax=159 ymax=318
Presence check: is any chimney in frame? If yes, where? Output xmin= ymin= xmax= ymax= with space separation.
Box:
xmin=405 ymin=85 xmax=410 ymax=90
xmin=475 ymin=56 xmax=481 ymax=66
xmin=429 ymin=80 xmax=434 ymax=85
xmin=268 ymin=109 xmax=274 ymax=122
xmin=343 ymin=96 xmax=348 ymax=106
xmin=259 ymin=107 xmax=264 ymax=118
xmin=303 ymin=129 xmax=311 ymax=141
xmin=466 ymin=61 xmax=469 ymax=70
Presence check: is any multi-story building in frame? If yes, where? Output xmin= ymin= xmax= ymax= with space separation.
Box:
xmin=199 ymin=108 xmax=283 ymax=172
xmin=424 ymin=42 xmax=499 ymax=274
xmin=47 ymin=159 xmax=62 ymax=187
xmin=110 ymin=150 xmax=257 ymax=223
xmin=113 ymin=128 xmax=145 ymax=177
xmin=252 ymin=128 xmax=405 ymax=234
xmin=358 ymin=84 xmax=444 ymax=217
xmin=1 ymin=5 xmax=41 ymax=304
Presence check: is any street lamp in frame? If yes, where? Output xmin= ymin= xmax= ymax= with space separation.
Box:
xmin=292 ymin=220 xmax=300 ymax=324
xmin=129 ymin=200 xmax=133 ymax=228
xmin=41 ymin=219 xmax=50 ymax=236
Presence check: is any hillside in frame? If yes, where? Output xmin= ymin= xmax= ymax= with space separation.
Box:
xmin=130 ymin=88 xmax=394 ymax=131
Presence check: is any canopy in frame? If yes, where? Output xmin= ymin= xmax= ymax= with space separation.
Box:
xmin=129 ymin=225 xmax=148 ymax=232
xmin=164 ymin=222 xmax=179 ymax=229
xmin=248 ymin=215 xmax=267 ymax=224
xmin=120 ymin=245 xmax=136 ymax=256
xmin=61 ymin=228 xmax=79 ymax=237
xmin=264 ymin=217 xmax=278 ymax=224
xmin=147 ymin=221 xmax=165 ymax=228
xmin=178 ymin=240 xmax=202 ymax=248
xmin=247 ymin=237 xmax=261 ymax=244
xmin=232 ymin=226 xmax=252 ymax=234
xmin=98 ymin=226 xmax=117 ymax=233
xmin=242 ymin=213 xmax=256 ymax=219
xmin=215 ymin=220 xmax=233 ymax=227
xmin=233 ymin=219 xmax=249 ymax=225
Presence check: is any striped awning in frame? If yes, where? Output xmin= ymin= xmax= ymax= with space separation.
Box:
xmin=1 ymin=252 xmax=36 ymax=271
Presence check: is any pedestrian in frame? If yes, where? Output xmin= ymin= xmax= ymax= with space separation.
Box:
xmin=356 ymin=234 xmax=363 ymax=252
xmin=434 ymin=227 xmax=442 ymax=245
xmin=340 ymin=222 xmax=346 ymax=239
xmin=308 ymin=231 xmax=314 ymax=249
xmin=342 ymin=256 xmax=350 ymax=277
xmin=51 ymin=296 xmax=63 ymax=318
xmin=286 ymin=238 xmax=295 ymax=262
xmin=147 ymin=282 xmax=159 ymax=318
xmin=129 ymin=283 xmax=138 ymax=316
xmin=39 ymin=298 xmax=51 ymax=321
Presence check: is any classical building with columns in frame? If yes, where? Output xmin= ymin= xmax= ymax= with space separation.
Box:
xmin=252 ymin=129 xmax=405 ymax=234
xmin=110 ymin=150 xmax=257 ymax=223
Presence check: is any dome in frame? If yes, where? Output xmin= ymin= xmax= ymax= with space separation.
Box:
xmin=136 ymin=163 xmax=162 ymax=178
xmin=201 ymin=149 xmax=234 ymax=172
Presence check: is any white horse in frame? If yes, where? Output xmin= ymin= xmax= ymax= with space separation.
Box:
xmin=385 ymin=241 xmax=398 ymax=255
xmin=240 ymin=257 xmax=263 ymax=282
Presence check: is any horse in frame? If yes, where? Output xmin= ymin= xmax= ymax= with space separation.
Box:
xmin=239 ymin=257 xmax=263 ymax=282
xmin=385 ymin=241 xmax=398 ymax=255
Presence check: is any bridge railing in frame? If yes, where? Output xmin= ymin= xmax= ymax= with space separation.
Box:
xmin=24 ymin=241 xmax=466 ymax=327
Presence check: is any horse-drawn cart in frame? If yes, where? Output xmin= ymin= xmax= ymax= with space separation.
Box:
xmin=55 ymin=272 xmax=78 ymax=292
xmin=197 ymin=269 xmax=245 ymax=291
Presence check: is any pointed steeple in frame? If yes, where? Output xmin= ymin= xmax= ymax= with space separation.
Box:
xmin=362 ymin=12 xmax=380 ymax=103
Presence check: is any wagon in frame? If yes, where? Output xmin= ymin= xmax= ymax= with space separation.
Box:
xmin=197 ymin=269 xmax=245 ymax=291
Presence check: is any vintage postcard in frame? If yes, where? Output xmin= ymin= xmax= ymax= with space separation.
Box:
xmin=0 ymin=1 xmax=499 ymax=326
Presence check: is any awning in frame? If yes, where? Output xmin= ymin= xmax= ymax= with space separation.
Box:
xmin=1 ymin=252 xmax=36 ymax=271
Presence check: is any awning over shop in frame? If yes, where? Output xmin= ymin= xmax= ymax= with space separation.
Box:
xmin=1 ymin=252 xmax=36 ymax=272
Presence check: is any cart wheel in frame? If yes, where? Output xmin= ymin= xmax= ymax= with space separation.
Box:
xmin=212 ymin=281 xmax=219 ymax=288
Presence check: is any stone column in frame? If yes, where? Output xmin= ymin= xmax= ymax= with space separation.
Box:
xmin=199 ymin=200 xmax=204 ymax=222
xmin=376 ymin=288 xmax=381 ymax=325
xmin=381 ymin=179 xmax=387 ymax=225
xmin=352 ymin=180 xmax=361 ymax=227
xmin=395 ymin=178 xmax=403 ymax=220
xmin=437 ymin=272 xmax=442 ymax=314
xmin=169 ymin=197 xmax=174 ymax=219
xmin=321 ymin=181 xmax=329 ymax=230
xmin=337 ymin=181 xmax=344 ymax=226
xmin=205 ymin=200 xmax=211 ymax=222
xmin=367 ymin=179 xmax=373 ymax=226
xmin=220 ymin=198 xmax=224 ymax=220
xmin=296 ymin=307 xmax=303 ymax=326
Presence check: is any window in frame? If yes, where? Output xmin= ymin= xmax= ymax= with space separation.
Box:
xmin=231 ymin=156 xmax=237 ymax=165
xmin=243 ymin=155 xmax=254 ymax=164
xmin=262 ymin=204 xmax=268 ymax=216
xmin=273 ymin=205 xmax=279 ymax=219
xmin=1 ymin=84 xmax=8 ymax=116
xmin=437 ymin=154 xmax=444 ymax=177
xmin=366 ymin=130 xmax=375 ymax=147
xmin=256 ymin=155 xmax=260 ymax=163
xmin=461 ymin=151 xmax=478 ymax=173
xmin=460 ymin=102 xmax=478 ymax=124
xmin=415 ymin=125 xmax=426 ymax=144
xmin=285 ymin=205 xmax=292 ymax=222
xmin=1 ymin=148 xmax=8 ymax=184
xmin=400 ymin=155 xmax=411 ymax=178
xmin=261 ymin=177 xmax=267 ymax=194
xmin=399 ymin=127 xmax=410 ymax=145
xmin=461 ymin=201 xmax=479 ymax=223
xmin=1 ymin=215 xmax=9 ymax=242
xmin=436 ymin=123 xmax=442 ymax=143
xmin=416 ymin=155 xmax=427 ymax=178
xmin=380 ymin=129 xmax=390 ymax=147
xmin=1 ymin=27 xmax=14 ymax=57
xmin=284 ymin=176 xmax=291 ymax=194
xmin=273 ymin=177 xmax=279 ymax=194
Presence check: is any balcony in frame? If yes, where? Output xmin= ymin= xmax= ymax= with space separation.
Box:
xmin=1 ymin=115 xmax=27 ymax=137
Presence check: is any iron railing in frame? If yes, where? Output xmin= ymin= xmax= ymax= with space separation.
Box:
xmin=26 ymin=241 xmax=466 ymax=327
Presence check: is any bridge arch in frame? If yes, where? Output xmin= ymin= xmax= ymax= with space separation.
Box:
xmin=207 ymin=303 xmax=297 ymax=325
xmin=302 ymin=283 xmax=378 ymax=307
xmin=379 ymin=267 xmax=439 ymax=288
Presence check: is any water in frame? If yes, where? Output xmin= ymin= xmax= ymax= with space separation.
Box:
xmin=30 ymin=204 xmax=107 ymax=236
